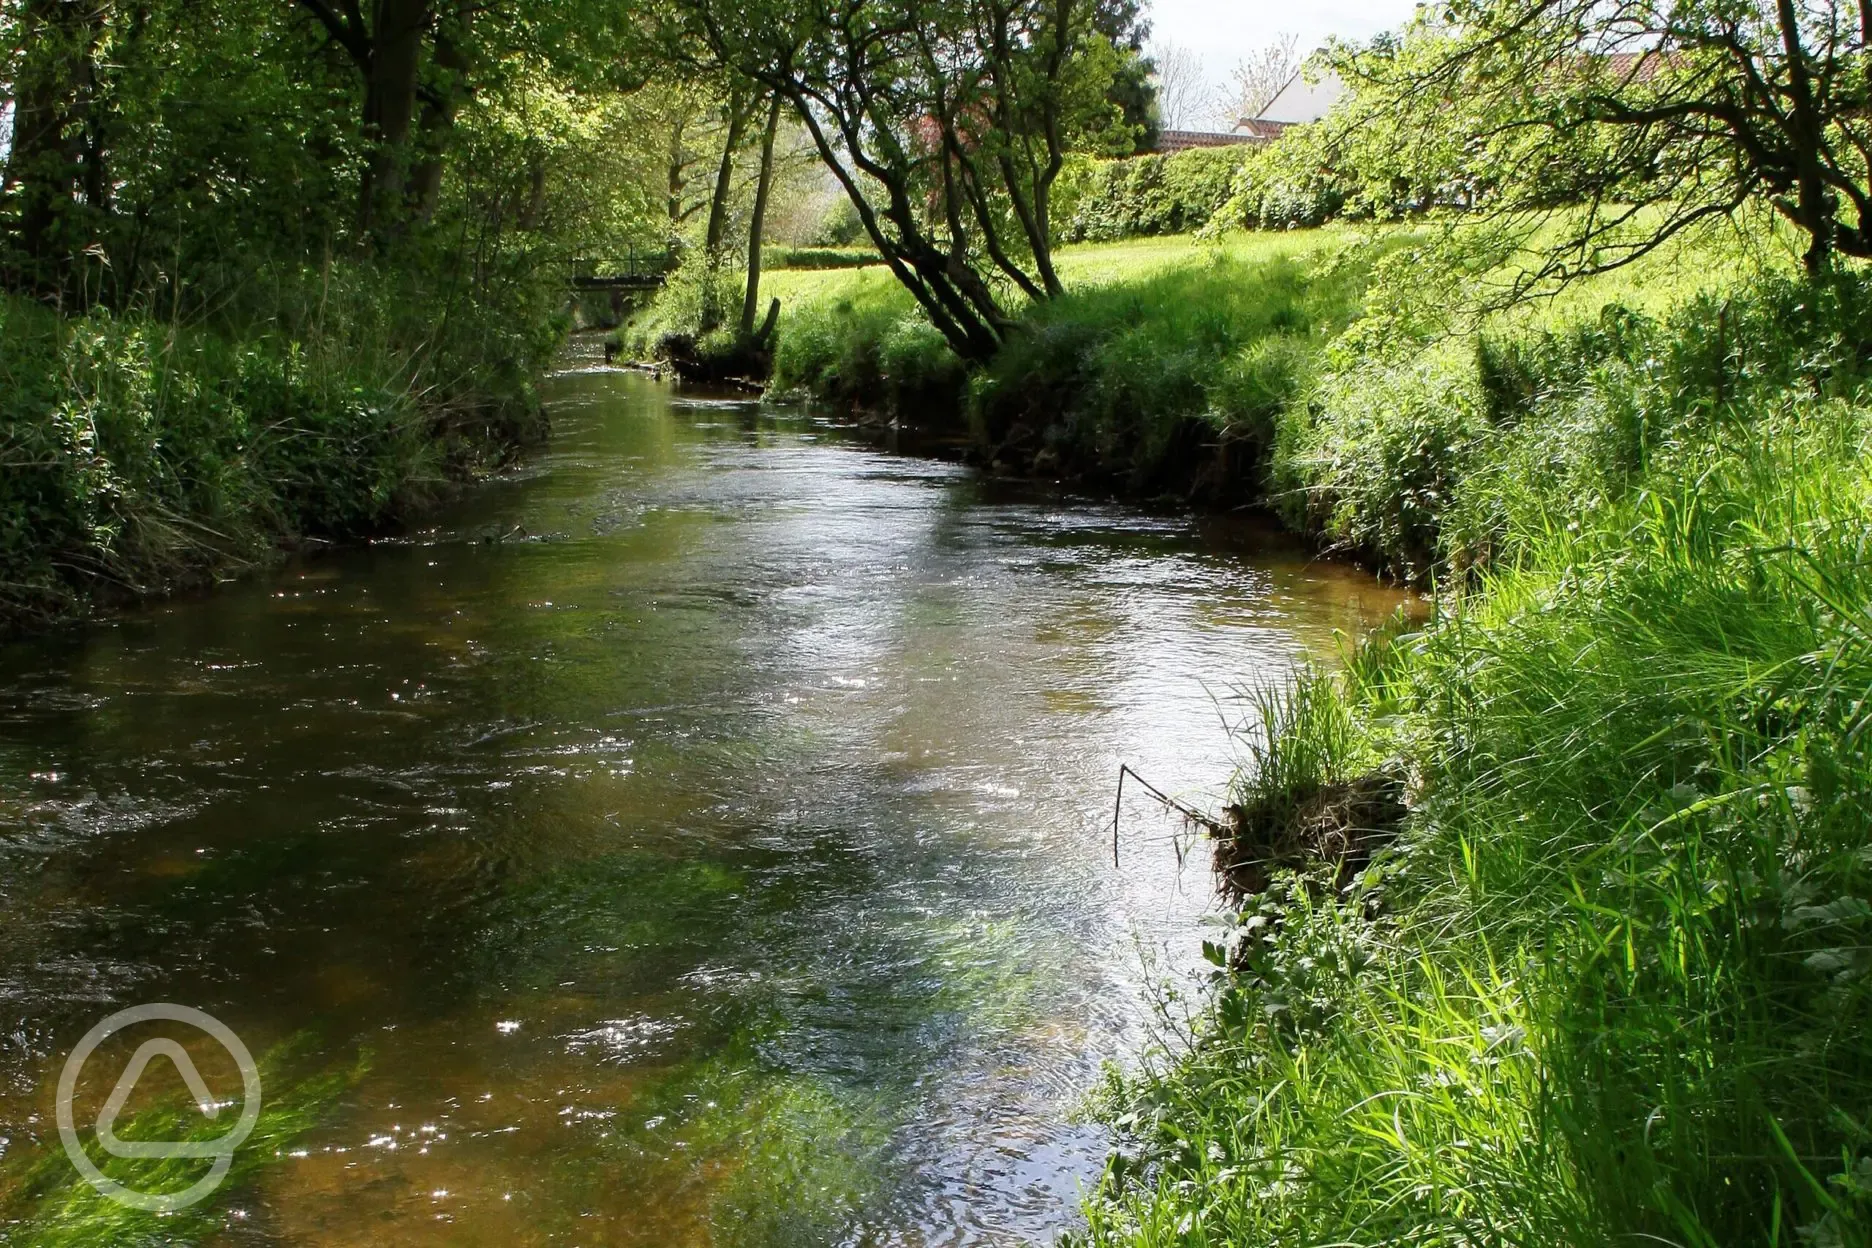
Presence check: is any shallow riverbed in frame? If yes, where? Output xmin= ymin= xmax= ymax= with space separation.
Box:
xmin=0 ymin=347 xmax=1403 ymax=1245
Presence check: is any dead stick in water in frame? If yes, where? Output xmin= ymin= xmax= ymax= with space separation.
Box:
xmin=1113 ymin=767 xmax=1126 ymax=867
xmin=1112 ymin=764 xmax=1228 ymax=867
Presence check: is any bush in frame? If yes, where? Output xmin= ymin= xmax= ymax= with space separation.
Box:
xmin=1216 ymin=145 xmax=1349 ymax=232
xmin=1054 ymin=147 xmax=1257 ymax=244
xmin=811 ymin=196 xmax=869 ymax=247
xmin=1052 ymin=142 xmax=1352 ymax=247
xmin=1272 ymin=343 xmax=1489 ymax=579
xmin=764 ymin=246 xmax=881 ymax=270
xmin=617 ymin=256 xmax=749 ymax=361
xmin=0 ymin=300 xmax=408 ymax=626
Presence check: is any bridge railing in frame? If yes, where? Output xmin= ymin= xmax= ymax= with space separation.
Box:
xmin=569 ymin=248 xmax=678 ymax=288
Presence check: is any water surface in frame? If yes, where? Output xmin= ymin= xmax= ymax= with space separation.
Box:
xmin=0 ymin=348 xmax=1402 ymax=1245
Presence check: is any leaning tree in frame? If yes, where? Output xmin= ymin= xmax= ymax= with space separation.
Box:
xmin=671 ymin=0 xmax=1135 ymax=362
xmin=1319 ymin=0 xmax=1872 ymax=290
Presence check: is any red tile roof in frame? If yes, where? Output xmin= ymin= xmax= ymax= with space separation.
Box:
xmin=1597 ymin=51 xmax=1672 ymax=83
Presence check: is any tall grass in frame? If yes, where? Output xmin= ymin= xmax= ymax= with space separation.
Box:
xmin=969 ymin=247 xmax=1377 ymax=495
xmin=1274 ymin=254 xmax=1869 ymax=582
xmin=769 ymin=278 xmax=966 ymax=415
xmin=0 ymin=258 xmax=562 ymax=632
xmin=1081 ymin=266 xmax=1872 ymax=1247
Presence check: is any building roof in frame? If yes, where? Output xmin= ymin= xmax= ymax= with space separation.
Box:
xmin=1227 ymin=51 xmax=1665 ymax=141
xmin=1598 ymin=51 xmax=1670 ymax=83
xmin=1253 ymin=70 xmax=1347 ymax=127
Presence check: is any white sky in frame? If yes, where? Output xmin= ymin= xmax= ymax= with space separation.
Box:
xmin=1147 ymin=0 xmax=1423 ymax=123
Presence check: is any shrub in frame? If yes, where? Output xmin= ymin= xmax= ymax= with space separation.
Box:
xmin=967 ymin=250 xmax=1375 ymax=493
xmin=1216 ymin=156 xmax=1347 ymax=233
xmin=1452 ymin=271 xmax=1872 ymax=576
xmin=0 ymin=299 xmax=420 ymax=626
xmin=764 ymin=246 xmax=880 ymax=271
xmin=1054 ymin=147 xmax=1258 ymax=244
xmin=0 ymin=253 xmax=557 ymax=631
xmin=811 ymin=196 xmax=869 ymax=247
xmin=617 ymin=256 xmax=749 ymax=360
xmin=1272 ymin=343 xmax=1489 ymax=578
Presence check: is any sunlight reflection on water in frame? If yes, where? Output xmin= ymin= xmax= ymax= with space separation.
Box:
xmin=0 ymin=346 xmax=1406 ymax=1244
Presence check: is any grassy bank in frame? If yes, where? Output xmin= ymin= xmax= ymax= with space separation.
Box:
xmin=0 ymin=267 xmax=563 ymax=634
xmin=703 ymin=225 xmax=1767 ymax=572
xmin=706 ymin=217 xmax=1872 ymax=1243
xmin=967 ymin=242 xmax=1379 ymax=500
xmin=1074 ymin=258 xmax=1872 ymax=1245
xmin=627 ymin=230 xmax=1381 ymax=504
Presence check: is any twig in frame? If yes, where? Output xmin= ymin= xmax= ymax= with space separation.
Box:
xmin=1111 ymin=764 xmax=1228 ymax=868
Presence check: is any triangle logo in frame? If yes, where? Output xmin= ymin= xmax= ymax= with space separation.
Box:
xmin=57 ymin=1003 xmax=263 ymax=1212
xmin=95 ymin=1039 xmax=230 ymax=1160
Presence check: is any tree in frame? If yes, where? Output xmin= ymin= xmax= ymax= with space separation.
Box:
xmin=694 ymin=76 xmax=767 ymax=335
xmin=648 ymin=79 xmax=714 ymax=238
xmin=739 ymin=90 xmax=781 ymax=335
xmin=291 ymin=0 xmax=441 ymax=239
xmin=3 ymin=0 xmax=111 ymax=295
xmin=675 ymin=0 xmax=1133 ymax=362
xmin=1093 ymin=0 xmax=1155 ymax=151
xmin=1148 ymin=38 xmax=1204 ymax=130
xmin=287 ymin=0 xmax=633 ymax=245
xmin=0 ymin=0 xmax=667 ymax=309
xmin=1323 ymin=0 xmax=1872 ymax=287
xmin=1221 ymin=31 xmax=1297 ymax=124
xmin=700 ymin=81 xmax=755 ymax=265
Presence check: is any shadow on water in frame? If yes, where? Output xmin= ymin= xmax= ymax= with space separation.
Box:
xmin=0 ymin=344 xmax=1407 ymax=1245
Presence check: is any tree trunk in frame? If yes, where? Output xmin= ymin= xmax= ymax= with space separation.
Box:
xmin=703 ymin=92 xmax=751 ymax=260
xmin=1776 ymin=0 xmax=1832 ymax=273
xmin=1029 ymin=160 xmax=1063 ymax=297
xmin=1862 ymin=0 xmax=1872 ymax=91
xmin=785 ymin=93 xmax=1005 ymax=364
xmin=740 ymin=94 xmax=781 ymax=336
xmin=407 ymin=1 xmax=471 ymax=224
xmin=5 ymin=0 xmax=105 ymax=297
xmin=358 ymin=0 xmax=430 ymax=241
xmin=666 ymin=116 xmax=688 ymax=233
xmin=516 ymin=152 xmax=548 ymax=230
xmin=699 ymin=92 xmax=751 ymax=332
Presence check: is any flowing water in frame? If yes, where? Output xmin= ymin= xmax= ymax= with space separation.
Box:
xmin=0 ymin=346 xmax=1404 ymax=1246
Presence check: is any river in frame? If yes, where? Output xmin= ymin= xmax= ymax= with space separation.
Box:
xmin=0 ymin=345 xmax=1403 ymax=1245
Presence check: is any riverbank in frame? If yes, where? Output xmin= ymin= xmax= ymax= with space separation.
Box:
xmin=1070 ymin=262 xmax=1872 ymax=1243
xmin=623 ymin=232 xmax=1380 ymax=513
xmin=639 ymin=226 xmax=1758 ymax=577
xmin=673 ymin=226 xmax=1872 ymax=1243
xmin=0 ymin=274 xmax=563 ymax=637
